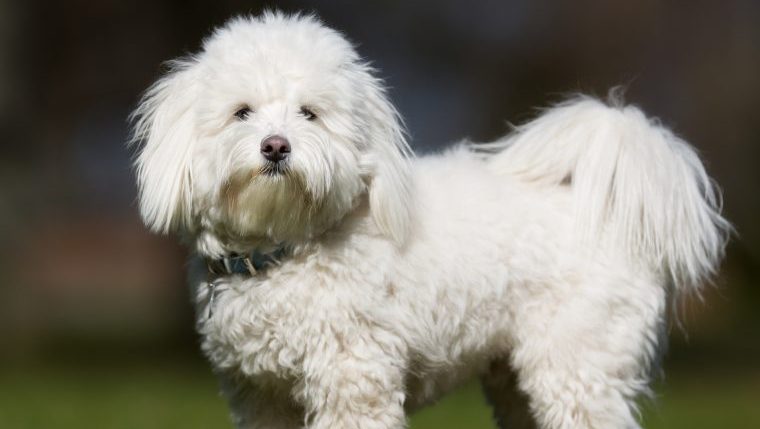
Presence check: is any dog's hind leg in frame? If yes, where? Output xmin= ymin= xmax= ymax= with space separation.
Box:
xmin=482 ymin=358 xmax=538 ymax=429
xmin=505 ymin=275 xmax=665 ymax=429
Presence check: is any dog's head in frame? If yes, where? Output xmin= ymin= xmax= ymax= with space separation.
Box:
xmin=131 ymin=13 xmax=412 ymax=255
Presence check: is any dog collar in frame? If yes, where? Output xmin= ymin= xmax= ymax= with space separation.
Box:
xmin=206 ymin=248 xmax=288 ymax=277
xmin=202 ymin=248 xmax=288 ymax=322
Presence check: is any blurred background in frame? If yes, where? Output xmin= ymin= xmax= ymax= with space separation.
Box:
xmin=1 ymin=0 xmax=758 ymax=428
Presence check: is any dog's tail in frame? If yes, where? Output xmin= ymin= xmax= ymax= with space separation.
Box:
xmin=484 ymin=95 xmax=730 ymax=297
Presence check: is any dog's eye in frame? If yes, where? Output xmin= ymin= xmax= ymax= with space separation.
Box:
xmin=299 ymin=106 xmax=317 ymax=121
xmin=234 ymin=106 xmax=252 ymax=121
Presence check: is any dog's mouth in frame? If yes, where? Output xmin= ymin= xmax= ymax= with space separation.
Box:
xmin=260 ymin=161 xmax=289 ymax=177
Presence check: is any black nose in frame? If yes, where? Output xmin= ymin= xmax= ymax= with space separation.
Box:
xmin=260 ymin=135 xmax=291 ymax=162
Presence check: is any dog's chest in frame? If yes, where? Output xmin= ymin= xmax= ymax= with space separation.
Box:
xmin=195 ymin=275 xmax=313 ymax=379
xmin=193 ymin=261 xmax=395 ymax=381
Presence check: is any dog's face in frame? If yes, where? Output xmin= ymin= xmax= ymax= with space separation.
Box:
xmin=132 ymin=13 xmax=413 ymax=254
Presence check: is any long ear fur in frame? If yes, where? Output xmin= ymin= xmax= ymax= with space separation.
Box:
xmin=129 ymin=59 xmax=200 ymax=234
xmin=357 ymin=68 xmax=414 ymax=244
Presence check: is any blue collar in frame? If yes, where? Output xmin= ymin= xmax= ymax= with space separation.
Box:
xmin=206 ymin=248 xmax=288 ymax=276
xmin=202 ymin=248 xmax=288 ymax=322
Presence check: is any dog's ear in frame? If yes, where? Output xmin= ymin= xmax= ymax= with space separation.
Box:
xmin=130 ymin=59 xmax=200 ymax=234
xmin=358 ymin=70 xmax=414 ymax=245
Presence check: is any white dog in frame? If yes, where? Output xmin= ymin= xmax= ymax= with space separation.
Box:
xmin=131 ymin=12 xmax=730 ymax=429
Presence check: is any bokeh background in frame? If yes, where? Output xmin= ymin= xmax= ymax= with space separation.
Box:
xmin=1 ymin=1 xmax=759 ymax=428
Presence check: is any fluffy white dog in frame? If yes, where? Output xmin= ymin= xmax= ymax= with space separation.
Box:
xmin=131 ymin=12 xmax=730 ymax=429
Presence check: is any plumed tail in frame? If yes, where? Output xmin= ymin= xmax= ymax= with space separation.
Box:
xmin=484 ymin=96 xmax=731 ymax=296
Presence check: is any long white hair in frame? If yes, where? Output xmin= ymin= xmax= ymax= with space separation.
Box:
xmin=130 ymin=13 xmax=415 ymax=251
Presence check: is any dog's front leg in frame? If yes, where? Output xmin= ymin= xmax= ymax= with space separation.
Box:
xmin=295 ymin=329 xmax=408 ymax=429
xmin=300 ymin=361 xmax=407 ymax=429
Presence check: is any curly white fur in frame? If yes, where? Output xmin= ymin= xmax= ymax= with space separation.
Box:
xmin=131 ymin=12 xmax=730 ymax=429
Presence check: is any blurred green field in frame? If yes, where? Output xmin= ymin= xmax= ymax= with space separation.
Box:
xmin=1 ymin=362 xmax=759 ymax=429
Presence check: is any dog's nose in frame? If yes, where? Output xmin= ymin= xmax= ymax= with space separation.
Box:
xmin=260 ymin=135 xmax=291 ymax=163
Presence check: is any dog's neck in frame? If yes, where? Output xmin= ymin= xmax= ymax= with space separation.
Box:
xmin=196 ymin=194 xmax=378 ymax=277
xmin=191 ymin=227 xmax=291 ymax=277
xmin=205 ymin=246 xmax=289 ymax=277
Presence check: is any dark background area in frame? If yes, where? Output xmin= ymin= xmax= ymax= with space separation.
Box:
xmin=1 ymin=1 xmax=759 ymax=428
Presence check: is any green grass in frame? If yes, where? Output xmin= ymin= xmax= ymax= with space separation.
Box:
xmin=1 ymin=363 xmax=758 ymax=429
xmin=0 ymin=364 xmax=227 ymax=429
